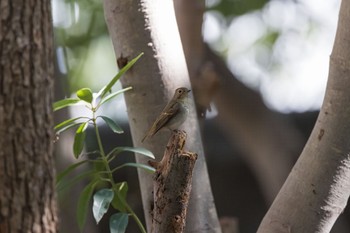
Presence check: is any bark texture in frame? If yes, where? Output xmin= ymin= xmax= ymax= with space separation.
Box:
xmin=0 ymin=0 xmax=58 ymax=232
xmin=151 ymin=130 xmax=197 ymax=233
xmin=258 ymin=1 xmax=350 ymax=232
xmin=103 ymin=0 xmax=221 ymax=232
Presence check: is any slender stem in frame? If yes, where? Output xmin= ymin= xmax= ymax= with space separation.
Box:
xmin=93 ymin=117 xmax=105 ymax=156
xmin=92 ymin=111 xmax=146 ymax=233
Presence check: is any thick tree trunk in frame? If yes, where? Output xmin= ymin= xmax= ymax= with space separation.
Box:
xmin=103 ymin=0 xmax=221 ymax=232
xmin=0 ymin=0 xmax=58 ymax=232
xmin=258 ymin=1 xmax=350 ymax=232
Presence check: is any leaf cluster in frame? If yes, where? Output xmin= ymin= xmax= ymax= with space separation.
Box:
xmin=54 ymin=53 xmax=152 ymax=233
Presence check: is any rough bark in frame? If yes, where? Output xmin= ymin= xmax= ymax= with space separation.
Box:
xmin=151 ymin=130 xmax=197 ymax=233
xmin=0 ymin=0 xmax=58 ymax=232
xmin=257 ymin=1 xmax=350 ymax=232
xmin=103 ymin=0 xmax=221 ymax=232
xmin=173 ymin=0 xmax=303 ymax=203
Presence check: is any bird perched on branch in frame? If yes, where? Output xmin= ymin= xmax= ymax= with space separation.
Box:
xmin=142 ymin=87 xmax=191 ymax=142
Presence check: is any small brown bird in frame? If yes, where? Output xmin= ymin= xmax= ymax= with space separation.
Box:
xmin=141 ymin=87 xmax=191 ymax=142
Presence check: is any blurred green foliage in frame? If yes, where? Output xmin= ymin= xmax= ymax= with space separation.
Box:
xmin=54 ymin=0 xmax=110 ymax=93
xmin=54 ymin=0 xmax=327 ymax=112
xmin=53 ymin=0 xmax=273 ymax=95
xmin=209 ymin=0 xmax=269 ymax=17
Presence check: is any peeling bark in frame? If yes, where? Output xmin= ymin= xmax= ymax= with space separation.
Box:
xmin=151 ymin=130 xmax=197 ymax=233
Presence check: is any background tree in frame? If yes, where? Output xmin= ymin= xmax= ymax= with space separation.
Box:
xmin=0 ymin=0 xmax=58 ymax=232
xmin=174 ymin=0 xmax=302 ymax=203
xmin=258 ymin=0 xmax=350 ymax=231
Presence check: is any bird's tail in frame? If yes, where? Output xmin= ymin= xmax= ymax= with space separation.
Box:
xmin=141 ymin=128 xmax=152 ymax=143
xmin=141 ymin=133 xmax=148 ymax=143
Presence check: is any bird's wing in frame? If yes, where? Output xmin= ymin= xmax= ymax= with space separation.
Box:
xmin=151 ymin=102 xmax=179 ymax=134
xmin=142 ymin=102 xmax=179 ymax=142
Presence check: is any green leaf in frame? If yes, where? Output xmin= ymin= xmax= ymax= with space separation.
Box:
xmin=56 ymin=160 xmax=89 ymax=185
xmin=100 ymin=116 xmax=124 ymax=134
xmin=113 ymin=163 xmax=155 ymax=174
xmin=77 ymin=88 xmax=93 ymax=103
xmin=95 ymin=85 xmax=108 ymax=100
xmin=100 ymin=53 xmax=143 ymax=99
xmin=54 ymin=117 xmax=89 ymax=134
xmin=93 ymin=159 xmax=107 ymax=174
xmin=73 ymin=122 xmax=88 ymax=158
xmin=107 ymin=147 xmax=155 ymax=160
xmin=110 ymin=213 xmax=129 ymax=233
xmin=209 ymin=0 xmax=268 ymax=17
xmin=55 ymin=122 xmax=83 ymax=136
xmin=77 ymin=180 xmax=98 ymax=232
xmin=111 ymin=182 xmax=128 ymax=212
xmin=99 ymin=87 xmax=132 ymax=106
xmin=53 ymin=98 xmax=81 ymax=111
xmin=56 ymin=170 xmax=96 ymax=192
xmin=93 ymin=189 xmax=115 ymax=224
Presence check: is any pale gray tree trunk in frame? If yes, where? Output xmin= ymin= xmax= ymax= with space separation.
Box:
xmin=103 ymin=0 xmax=221 ymax=232
xmin=258 ymin=1 xmax=350 ymax=232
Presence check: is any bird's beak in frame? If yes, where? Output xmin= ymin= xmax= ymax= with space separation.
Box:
xmin=187 ymin=90 xmax=191 ymax=93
